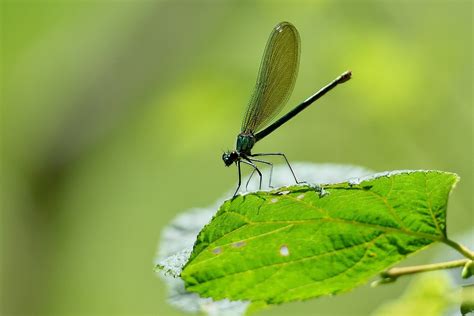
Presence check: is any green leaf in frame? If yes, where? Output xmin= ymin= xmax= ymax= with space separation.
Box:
xmin=181 ymin=170 xmax=459 ymax=304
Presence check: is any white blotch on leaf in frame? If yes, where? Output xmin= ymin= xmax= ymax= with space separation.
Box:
xmin=270 ymin=198 xmax=278 ymax=203
xmin=280 ymin=245 xmax=290 ymax=256
xmin=296 ymin=194 xmax=305 ymax=200
xmin=155 ymin=248 xmax=192 ymax=278
xmin=212 ymin=247 xmax=222 ymax=255
xmin=232 ymin=241 xmax=246 ymax=248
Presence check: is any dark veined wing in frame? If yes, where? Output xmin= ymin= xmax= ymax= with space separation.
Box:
xmin=241 ymin=21 xmax=300 ymax=134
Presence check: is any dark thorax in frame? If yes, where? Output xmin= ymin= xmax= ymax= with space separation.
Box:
xmin=222 ymin=132 xmax=256 ymax=167
xmin=236 ymin=132 xmax=256 ymax=155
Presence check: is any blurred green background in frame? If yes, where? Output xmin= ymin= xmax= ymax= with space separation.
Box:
xmin=1 ymin=0 xmax=472 ymax=315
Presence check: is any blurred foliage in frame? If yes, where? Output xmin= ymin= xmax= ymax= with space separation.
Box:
xmin=371 ymin=272 xmax=456 ymax=316
xmin=0 ymin=0 xmax=472 ymax=315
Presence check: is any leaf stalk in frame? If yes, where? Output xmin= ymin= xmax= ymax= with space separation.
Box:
xmin=442 ymin=238 xmax=474 ymax=260
xmin=372 ymin=259 xmax=470 ymax=287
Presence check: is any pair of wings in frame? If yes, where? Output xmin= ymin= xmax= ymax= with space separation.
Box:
xmin=241 ymin=21 xmax=301 ymax=134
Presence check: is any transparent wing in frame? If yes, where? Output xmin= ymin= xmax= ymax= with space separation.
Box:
xmin=241 ymin=21 xmax=300 ymax=133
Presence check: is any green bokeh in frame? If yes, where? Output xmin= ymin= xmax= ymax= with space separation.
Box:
xmin=1 ymin=1 xmax=472 ymax=315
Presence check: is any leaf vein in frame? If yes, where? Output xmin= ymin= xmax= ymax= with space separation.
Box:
xmin=251 ymin=217 xmax=441 ymax=241
xmin=280 ymin=234 xmax=385 ymax=297
xmin=425 ymin=175 xmax=443 ymax=235
xmin=365 ymin=186 xmax=408 ymax=231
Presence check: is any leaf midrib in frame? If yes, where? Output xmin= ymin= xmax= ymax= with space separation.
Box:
xmin=223 ymin=210 xmax=442 ymax=241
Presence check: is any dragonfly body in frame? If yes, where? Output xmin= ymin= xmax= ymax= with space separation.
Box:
xmin=222 ymin=133 xmax=255 ymax=165
xmin=223 ymin=21 xmax=351 ymax=196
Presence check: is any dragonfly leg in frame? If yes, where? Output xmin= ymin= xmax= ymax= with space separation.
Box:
xmin=250 ymin=152 xmax=299 ymax=184
xmin=245 ymin=168 xmax=256 ymax=190
xmin=242 ymin=159 xmax=262 ymax=190
xmin=248 ymin=158 xmax=274 ymax=188
xmin=232 ymin=160 xmax=242 ymax=197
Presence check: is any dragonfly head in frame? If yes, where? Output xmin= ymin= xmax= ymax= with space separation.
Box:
xmin=222 ymin=151 xmax=239 ymax=167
